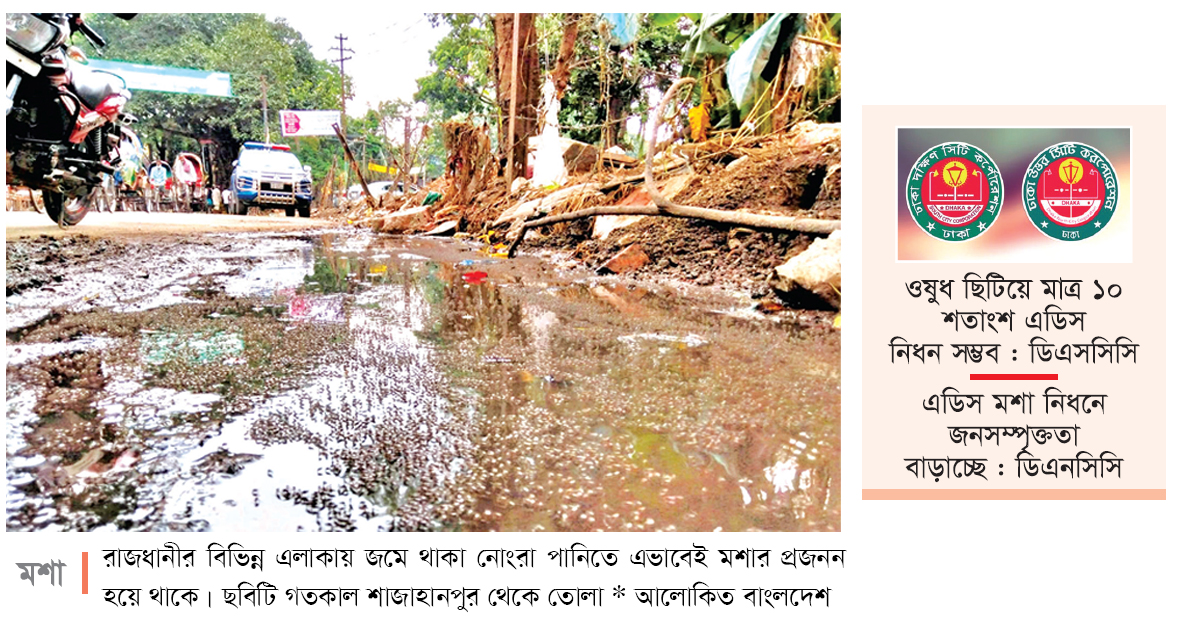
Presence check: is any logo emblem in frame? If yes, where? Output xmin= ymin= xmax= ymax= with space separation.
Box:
xmin=905 ymin=142 xmax=1003 ymax=241
xmin=1022 ymin=142 xmax=1118 ymax=241
xmin=281 ymin=111 xmax=301 ymax=135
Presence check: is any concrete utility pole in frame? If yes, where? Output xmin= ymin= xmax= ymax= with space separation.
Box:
xmin=331 ymin=34 xmax=354 ymax=185
xmin=260 ymin=75 xmax=270 ymax=143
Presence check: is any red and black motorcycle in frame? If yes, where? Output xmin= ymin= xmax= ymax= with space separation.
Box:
xmin=6 ymin=13 xmax=136 ymax=226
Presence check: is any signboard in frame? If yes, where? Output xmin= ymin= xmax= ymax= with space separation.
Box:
xmin=279 ymin=110 xmax=342 ymax=137
xmin=368 ymin=163 xmax=421 ymax=176
xmin=87 ymin=59 xmax=233 ymax=97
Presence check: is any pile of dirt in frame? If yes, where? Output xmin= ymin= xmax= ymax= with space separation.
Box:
xmin=521 ymin=122 xmax=842 ymax=301
xmin=571 ymin=218 xmax=816 ymax=297
xmin=677 ymin=129 xmax=841 ymax=221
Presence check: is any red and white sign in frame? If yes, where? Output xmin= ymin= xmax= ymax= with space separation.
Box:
xmin=278 ymin=110 xmax=341 ymax=137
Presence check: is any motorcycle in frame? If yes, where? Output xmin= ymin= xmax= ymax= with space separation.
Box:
xmin=6 ymin=13 xmax=136 ymax=226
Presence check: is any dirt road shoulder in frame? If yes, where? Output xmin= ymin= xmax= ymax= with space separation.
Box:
xmin=5 ymin=210 xmax=334 ymax=241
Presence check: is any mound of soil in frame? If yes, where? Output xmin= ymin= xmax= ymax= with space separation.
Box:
xmin=521 ymin=125 xmax=841 ymax=303
xmin=679 ymin=132 xmax=841 ymax=222
xmin=572 ymin=218 xmax=814 ymax=297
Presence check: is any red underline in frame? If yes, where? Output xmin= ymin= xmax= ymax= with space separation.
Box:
xmin=970 ymin=374 xmax=1058 ymax=381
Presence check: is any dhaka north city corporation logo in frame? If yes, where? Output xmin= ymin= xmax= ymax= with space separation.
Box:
xmin=1022 ymin=142 xmax=1118 ymax=241
xmin=905 ymin=142 xmax=1003 ymax=242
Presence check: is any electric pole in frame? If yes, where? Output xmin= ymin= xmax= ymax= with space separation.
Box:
xmin=331 ymin=34 xmax=354 ymax=186
xmin=330 ymin=34 xmax=353 ymax=133
xmin=260 ymin=75 xmax=270 ymax=143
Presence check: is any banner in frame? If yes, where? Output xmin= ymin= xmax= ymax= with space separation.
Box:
xmin=279 ymin=110 xmax=342 ymax=137
xmin=86 ymin=59 xmax=233 ymax=97
xmin=368 ymin=163 xmax=421 ymax=176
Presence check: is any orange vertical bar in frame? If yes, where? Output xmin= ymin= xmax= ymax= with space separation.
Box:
xmin=81 ymin=551 xmax=88 ymax=594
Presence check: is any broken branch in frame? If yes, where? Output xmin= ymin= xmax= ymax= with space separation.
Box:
xmin=505 ymin=204 xmax=840 ymax=257
xmin=332 ymin=123 xmax=378 ymax=211
xmin=521 ymin=205 xmax=839 ymax=233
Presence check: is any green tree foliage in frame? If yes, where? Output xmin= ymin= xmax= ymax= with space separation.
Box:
xmin=557 ymin=15 xmax=684 ymax=149
xmin=85 ymin=13 xmax=344 ymax=185
xmin=415 ymin=14 xmax=493 ymax=120
xmin=416 ymin=13 xmax=683 ymax=159
xmin=415 ymin=14 xmax=496 ymax=180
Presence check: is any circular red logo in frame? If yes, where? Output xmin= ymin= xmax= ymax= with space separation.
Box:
xmin=1022 ymin=142 xmax=1118 ymax=241
xmin=921 ymin=156 xmax=990 ymax=227
xmin=905 ymin=142 xmax=1003 ymax=242
xmin=1034 ymin=156 xmax=1105 ymax=227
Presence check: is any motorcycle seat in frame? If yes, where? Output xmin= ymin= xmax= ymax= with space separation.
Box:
xmin=72 ymin=67 xmax=125 ymax=109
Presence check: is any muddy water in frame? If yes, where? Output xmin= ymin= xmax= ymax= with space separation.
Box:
xmin=5 ymin=232 xmax=839 ymax=532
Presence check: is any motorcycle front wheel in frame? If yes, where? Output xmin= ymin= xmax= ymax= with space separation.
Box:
xmin=44 ymin=189 xmax=94 ymax=227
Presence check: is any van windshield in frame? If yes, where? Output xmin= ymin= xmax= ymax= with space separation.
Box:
xmin=240 ymin=149 xmax=301 ymax=170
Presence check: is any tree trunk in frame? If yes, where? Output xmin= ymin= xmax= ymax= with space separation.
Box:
xmin=604 ymin=93 xmax=624 ymax=149
xmin=493 ymin=13 xmax=539 ymax=181
xmin=211 ymin=128 xmax=238 ymax=189
xmin=553 ymin=13 xmax=582 ymax=98
xmin=401 ymin=116 xmax=411 ymax=195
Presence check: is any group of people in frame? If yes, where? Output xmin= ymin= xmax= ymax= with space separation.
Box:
xmin=205 ymin=186 xmax=234 ymax=212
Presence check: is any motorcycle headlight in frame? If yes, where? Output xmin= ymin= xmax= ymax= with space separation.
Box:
xmin=6 ymin=13 xmax=60 ymax=55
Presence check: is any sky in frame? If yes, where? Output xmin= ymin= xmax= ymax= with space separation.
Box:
xmin=268 ymin=11 xmax=445 ymax=118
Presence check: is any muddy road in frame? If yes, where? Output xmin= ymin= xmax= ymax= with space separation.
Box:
xmin=5 ymin=227 xmax=839 ymax=532
xmin=5 ymin=209 xmax=333 ymax=241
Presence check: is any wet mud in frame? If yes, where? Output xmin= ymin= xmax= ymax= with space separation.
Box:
xmin=6 ymin=230 xmax=839 ymax=532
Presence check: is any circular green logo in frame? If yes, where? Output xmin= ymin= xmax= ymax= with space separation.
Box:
xmin=905 ymin=142 xmax=1003 ymax=242
xmin=1021 ymin=142 xmax=1118 ymax=241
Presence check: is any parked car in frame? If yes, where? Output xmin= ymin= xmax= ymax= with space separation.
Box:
xmin=368 ymin=181 xmax=394 ymax=197
xmin=229 ymin=142 xmax=313 ymax=217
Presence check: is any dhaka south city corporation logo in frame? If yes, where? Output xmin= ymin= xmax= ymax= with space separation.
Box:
xmin=1022 ymin=142 xmax=1118 ymax=241
xmin=905 ymin=142 xmax=1003 ymax=242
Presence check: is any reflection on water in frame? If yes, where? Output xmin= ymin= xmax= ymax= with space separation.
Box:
xmin=6 ymin=232 xmax=839 ymax=531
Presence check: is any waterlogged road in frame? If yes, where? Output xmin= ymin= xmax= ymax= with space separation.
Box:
xmin=5 ymin=227 xmax=840 ymax=532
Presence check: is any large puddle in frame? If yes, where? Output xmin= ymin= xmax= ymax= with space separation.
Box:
xmin=6 ymin=232 xmax=839 ymax=531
